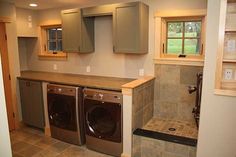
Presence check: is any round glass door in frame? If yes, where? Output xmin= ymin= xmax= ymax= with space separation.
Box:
xmin=48 ymin=94 xmax=76 ymax=131
xmin=86 ymin=106 xmax=116 ymax=138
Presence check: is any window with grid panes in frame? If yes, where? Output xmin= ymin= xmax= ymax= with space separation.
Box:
xmin=162 ymin=18 xmax=204 ymax=57
xmin=46 ymin=27 xmax=62 ymax=52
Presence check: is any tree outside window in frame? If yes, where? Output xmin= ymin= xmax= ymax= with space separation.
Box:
xmin=166 ymin=21 xmax=202 ymax=55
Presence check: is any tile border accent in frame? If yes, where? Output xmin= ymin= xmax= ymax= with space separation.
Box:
xmin=133 ymin=128 xmax=197 ymax=147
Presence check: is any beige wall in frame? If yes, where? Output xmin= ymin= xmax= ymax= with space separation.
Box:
xmin=18 ymin=0 xmax=207 ymax=79
xmin=197 ymin=0 xmax=236 ymax=157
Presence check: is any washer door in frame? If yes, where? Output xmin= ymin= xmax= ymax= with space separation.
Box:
xmin=48 ymin=93 xmax=77 ymax=131
xmin=84 ymin=99 xmax=121 ymax=143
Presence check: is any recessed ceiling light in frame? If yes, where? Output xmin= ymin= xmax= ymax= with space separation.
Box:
xmin=29 ymin=3 xmax=38 ymax=7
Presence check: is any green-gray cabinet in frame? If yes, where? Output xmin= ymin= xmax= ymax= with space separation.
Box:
xmin=61 ymin=8 xmax=94 ymax=53
xmin=82 ymin=1 xmax=149 ymax=54
xmin=113 ymin=2 xmax=149 ymax=54
xmin=19 ymin=80 xmax=45 ymax=129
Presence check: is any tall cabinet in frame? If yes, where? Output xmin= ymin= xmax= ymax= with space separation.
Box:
xmin=215 ymin=0 xmax=236 ymax=96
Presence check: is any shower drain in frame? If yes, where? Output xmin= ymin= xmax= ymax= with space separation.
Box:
xmin=168 ymin=128 xmax=176 ymax=131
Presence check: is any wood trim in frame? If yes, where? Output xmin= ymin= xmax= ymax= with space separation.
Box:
xmin=0 ymin=16 xmax=11 ymax=23
xmin=214 ymin=89 xmax=236 ymax=96
xmin=38 ymin=53 xmax=67 ymax=58
xmin=157 ymin=16 xmax=206 ymax=65
xmin=38 ymin=24 xmax=67 ymax=59
xmin=223 ymin=59 xmax=236 ymax=63
xmin=122 ymin=76 xmax=155 ymax=89
xmin=155 ymin=9 xmax=207 ymax=17
xmin=215 ymin=0 xmax=229 ymax=90
xmin=0 ymin=23 xmax=15 ymax=130
xmin=122 ymin=88 xmax=132 ymax=96
xmin=44 ymin=127 xmax=51 ymax=137
xmin=154 ymin=58 xmax=204 ymax=66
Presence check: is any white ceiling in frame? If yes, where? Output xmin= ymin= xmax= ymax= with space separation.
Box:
xmin=10 ymin=0 xmax=126 ymax=10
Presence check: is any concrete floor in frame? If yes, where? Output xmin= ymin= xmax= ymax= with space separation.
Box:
xmin=10 ymin=126 xmax=112 ymax=157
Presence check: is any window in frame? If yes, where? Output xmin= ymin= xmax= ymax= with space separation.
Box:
xmin=39 ymin=25 xmax=66 ymax=58
xmin=46 ymin=27 xmax=62 ymax=52
xmin=161 ymin=17 xmax=205 ymax=58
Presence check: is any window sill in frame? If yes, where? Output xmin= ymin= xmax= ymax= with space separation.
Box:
xmin=38 ymin=53 xmax=67 ymax=59
xmin=154 ymin=58 xmax=204 ymax=66
xmin=214 ymin=89 xmax=236 ymax=97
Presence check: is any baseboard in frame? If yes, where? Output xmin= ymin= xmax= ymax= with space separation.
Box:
xmin=44 ymin=127 xmax=51 ymax=137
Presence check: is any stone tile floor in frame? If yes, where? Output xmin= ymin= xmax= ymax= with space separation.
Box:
xmin=10 ymin=126 xmax=112 ymax=157
xmin=143 ymin=117 xmax=198 ymax=139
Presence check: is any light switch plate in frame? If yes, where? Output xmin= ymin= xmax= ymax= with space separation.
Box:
xmin=224 ymin=69 xmax=233 ymax=80
xmin=86 ymin=66 xmax=91 ymax=73
xmin=139 ymin=69 xmax=144 ymax=76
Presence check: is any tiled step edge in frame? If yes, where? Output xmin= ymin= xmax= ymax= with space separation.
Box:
xmin=133 ymin=128 xmax=197 ymax=147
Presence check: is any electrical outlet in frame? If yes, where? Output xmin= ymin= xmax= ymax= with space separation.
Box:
xmin=86 ymin=66 xmax=91 ymax=73
xmin=224 ymin=69 xmax=233 ymax=80
xmin=53 ymin=64 xmax=57 ymax=70
xmin=139 ymin=69 xmax=144 ymax=76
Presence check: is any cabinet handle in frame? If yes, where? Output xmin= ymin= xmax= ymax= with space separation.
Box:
xmin=78 ymin=46 xmax=80 ymax=52
xmin=113 ymin=46 xmax=115 ymax=52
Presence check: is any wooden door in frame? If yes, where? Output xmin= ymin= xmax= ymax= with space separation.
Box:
xmin=0 ymin=22 xmax=15 ymax=131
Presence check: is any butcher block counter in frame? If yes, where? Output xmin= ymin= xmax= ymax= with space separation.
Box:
xmin=18 ymin=71 xmax=134 ymax=91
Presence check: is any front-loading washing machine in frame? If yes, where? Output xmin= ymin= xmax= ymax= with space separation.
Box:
xmin=47 ymin=84 xmax=85 ymax=145
xmin=83 ymin=88 xmax=123 ymax=157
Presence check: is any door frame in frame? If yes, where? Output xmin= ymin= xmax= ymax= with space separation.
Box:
xmin=0 ymin=22 xmax=15 ymax=131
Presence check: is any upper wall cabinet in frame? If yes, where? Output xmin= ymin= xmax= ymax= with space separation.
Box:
xmin=61 ymin=8 xmax=94 ymax=53
xmin=82 ymin=2 xmax=149 ymax=54
xmin=113 ymin=2 xmax=149 ymax=54
xmin=16 ymin=8 xmax=38 ymax=37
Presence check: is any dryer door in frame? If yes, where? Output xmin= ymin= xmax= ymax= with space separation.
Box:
xmin=84 ymin=99 xmax=122 ymax=143
xmin=48 ymin=93 xmax=77 ymax=131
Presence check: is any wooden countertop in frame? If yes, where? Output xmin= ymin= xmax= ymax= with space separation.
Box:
xmin=18 ymin=71 xmax=134 ymax=91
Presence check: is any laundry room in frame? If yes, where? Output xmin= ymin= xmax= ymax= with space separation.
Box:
xmin=0 ymin=0 xmax=236 ymax=157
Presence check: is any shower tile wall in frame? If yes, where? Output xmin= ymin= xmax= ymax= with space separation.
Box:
xmin=154 ymin=64 xmax=203 ymax=123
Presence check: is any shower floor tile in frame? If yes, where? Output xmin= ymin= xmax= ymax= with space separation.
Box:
xmin=142 ymin=117 xmax=198 ymax=139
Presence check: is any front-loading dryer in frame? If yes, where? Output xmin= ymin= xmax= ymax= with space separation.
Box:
xmin=47 ymin=84 xmax=85 ymax=145
xmin=83 ymin=88 xmax=123 ymax=157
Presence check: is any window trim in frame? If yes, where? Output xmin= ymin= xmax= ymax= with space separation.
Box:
xmin=154 ymin=9 xmax=207 ymax=66
xmin=39 ymin=24 xmax=67 ymax=58
xmin=161 ymin=16 xmax=205 ymax=59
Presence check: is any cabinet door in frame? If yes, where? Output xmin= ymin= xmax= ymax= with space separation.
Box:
xmin=19 ymin=80 xmax=32 ymax=125
xmin=113 ymin=2 xmax=148 ymax=54
xmin=19 ymin=80 xmax=45 ymax=129
xmin=29 ymin=81 xmax=45 ymax=129
xmin=62 ymin=9 xmax=81 ymax=52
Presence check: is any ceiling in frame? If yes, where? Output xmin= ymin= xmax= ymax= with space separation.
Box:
xmin=6 ymin=0 xmax=126 ymax=10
